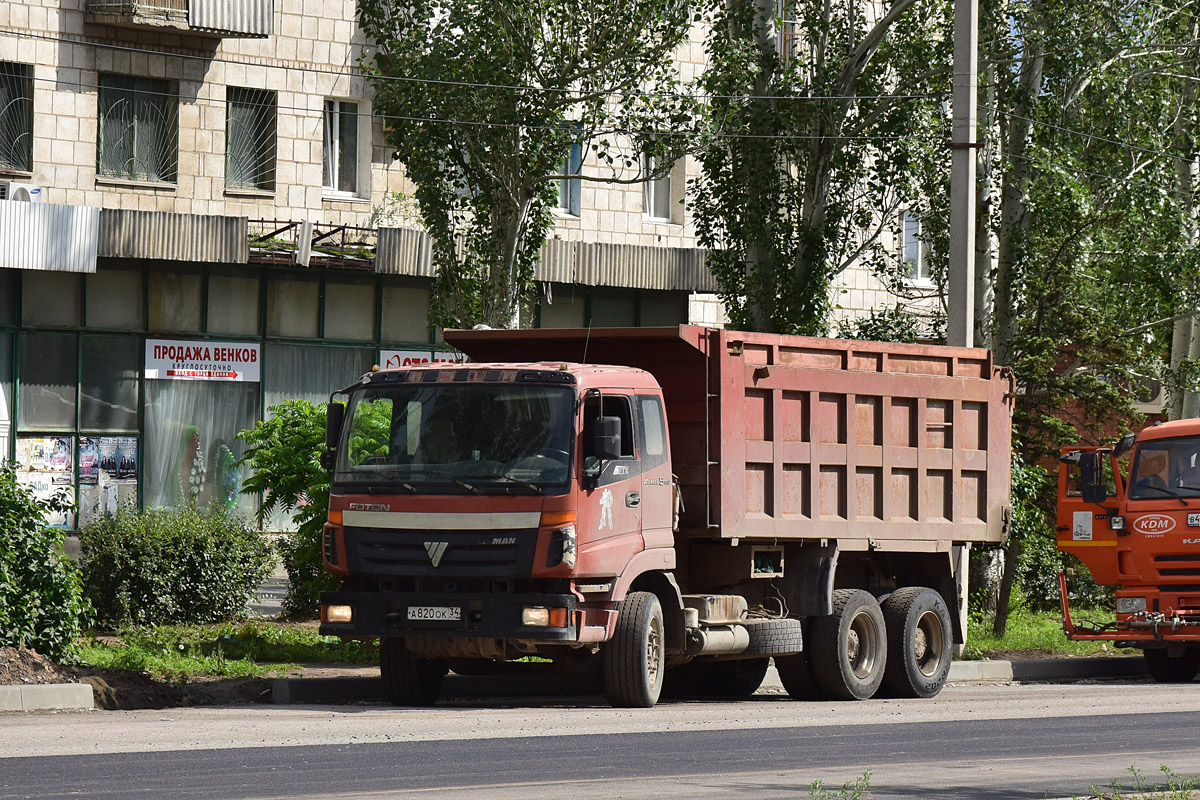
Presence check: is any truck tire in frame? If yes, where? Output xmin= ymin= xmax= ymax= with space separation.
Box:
xmin=740 ymin=618 xmax=805 ymax=657
xmin=1144 ymin=647 xmax=1200 ymax=683
xmin=809 ymin=589 xmax=887 ymax=700
xmin=380 ymin=638 xmax=447 ymax=706
xmin=673 ymin=658 xmax=771 ymax=697
xmin=604 ymin=591 xmax=666 ymax=708
xmin=776 ymin=652 xmax=826 ymax=700
xmin=879 ymin=587 xmax=953 ymax=698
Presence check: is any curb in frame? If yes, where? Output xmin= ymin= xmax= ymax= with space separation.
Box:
xmin=0 ymin=683 xmax=94 ymax=712
xmin=270 ymin=656 xmax=1152 ymax=704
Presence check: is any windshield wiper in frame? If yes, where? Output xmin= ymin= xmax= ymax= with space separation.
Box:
xmin=376 ymin=467 xmax=479 ymax=493
xmin=460 ymin=472 xmax=546 ymax=494
xmin=1134 ymin=484 xmax=1187 ymax=505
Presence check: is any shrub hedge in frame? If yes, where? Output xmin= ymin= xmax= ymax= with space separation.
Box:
xmin=79 ymin=507 xmax=273 ymax=626
xmin=0 ymin=466 xmax=91 ymax=660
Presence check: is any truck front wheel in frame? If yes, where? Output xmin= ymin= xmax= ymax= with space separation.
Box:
xmin=880 ymin=587 xmax=953 ymax=698
xmin=1144 ymin=647 xmax=1200 ymax=683
xmin=380 ymin=638 xmax=447 ymax=706
xmin=810 ymin=589 xmax=887 ymax=700
xmin=604 ymin=591 xmax=665 ymax=708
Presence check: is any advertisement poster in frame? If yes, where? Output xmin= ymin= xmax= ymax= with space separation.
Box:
xmin=145 ymin=339 xmax=261 ymax=382
xmin=15 ymin=436 xmax=75 ymax=529
xmin=379 ymin=349 xmax=466 ymax=369
xmin=79 ymin=436 xmax=138 ymax=527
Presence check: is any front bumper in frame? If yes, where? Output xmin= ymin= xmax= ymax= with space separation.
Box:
xmin=319 ymin=589 xmax=580 ymax=641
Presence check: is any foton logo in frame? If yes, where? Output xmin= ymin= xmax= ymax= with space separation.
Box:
xmin=348 ymin=503 xmax=391 ymax=512
xmin=1133 ymin=514 xmax=1176 ymax=535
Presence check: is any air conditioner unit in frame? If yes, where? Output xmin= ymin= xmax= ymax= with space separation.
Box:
xmin=0 ymin=181 xmax=45 ymax=202
xmin=1133 ymin=378 xmax=1165 ymax=415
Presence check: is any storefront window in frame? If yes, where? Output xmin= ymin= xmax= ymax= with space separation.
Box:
xmin=86 ymin=269 xmax=144 ymax=330
xmin=324 ymin=279 xmax=376 ymax=341
xmin=264 ymin=343 xmax=373 ymax=409
xmin=78 ymin=434 xmax=139 ymax=527
xmin=22 ymin=272 xmax=81 ymax=327
xmin=15 ymin=435 xmax=75 ymax=528
xmin=268 ymin=274 xmax=319 ymax=338
xmin=208 ymin=272 xmax=261 ymax=335
xmin=81 ymin=336 xmax=139 ymax=432
xmin=149 ymin=271 xmax=203 ymax=332
xmin=381 ymin=284 xmax=431 ymax=343
xmin=18 ymin=333 xmax=77 ymax=430
xmin=144 ymin=380 xmax=258 ymax=513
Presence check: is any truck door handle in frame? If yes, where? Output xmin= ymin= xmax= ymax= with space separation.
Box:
xmin=626 ymin=491 xmax=641 ymax=508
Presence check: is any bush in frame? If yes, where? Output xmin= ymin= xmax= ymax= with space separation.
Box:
xmin=79 ymin=507 xmax=273 ymax=626
xmin=0 ymin=465 xmax=91 ymax=660
xmin=238 ymin=399 xmax=338 ymax=615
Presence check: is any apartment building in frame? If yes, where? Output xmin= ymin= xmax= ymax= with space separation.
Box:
xmin=0 ymin=0 xmax=913 ymax=527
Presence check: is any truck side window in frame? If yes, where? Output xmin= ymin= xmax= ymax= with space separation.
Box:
xmin=638 ymin=395 xmax=668 ymax=471
xmin=1065 ymin=457 xmax=1115 ymax=499
xmin=583 ymin=395 xmax=636 ymax=463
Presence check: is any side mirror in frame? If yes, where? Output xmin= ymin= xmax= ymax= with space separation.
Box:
xmin=323 ymin=402 xmax=345 ymax=472
xmin=583 ymin=455 xmax=602 ymax=489
xmin=1113 ymin=432 xmax=1135 ymax=459
xmin=1078 ymin=451 xmax=1107 ymax=504
xmin=594 ymin=416 xmax=622 ymax=460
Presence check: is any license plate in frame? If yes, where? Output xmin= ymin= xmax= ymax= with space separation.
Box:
xmin=1189 ymin=513 xmax=1200 ymax=527
xmin=407 ymin=605 xmax=461 ymax=622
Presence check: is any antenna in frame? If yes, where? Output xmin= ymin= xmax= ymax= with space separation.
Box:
xmin=582 ymin=317 xmax=593 ymax=364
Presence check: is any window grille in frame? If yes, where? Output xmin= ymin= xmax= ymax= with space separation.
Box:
xmin=0 ymin=62 xmax=33 ymax=172
xmin=97 ymin=74 xmax=179 ymax=183
xmin=226 ymin=87 xmax=277 ymax=191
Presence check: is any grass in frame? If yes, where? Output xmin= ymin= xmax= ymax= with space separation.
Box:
xmin=962 ymin=605 xmax=1135 ymax=660
xmin=1088 ymin=765 xmax=1199 ymax=799
xmin=75 ymin=621 xmax=379 ymax=682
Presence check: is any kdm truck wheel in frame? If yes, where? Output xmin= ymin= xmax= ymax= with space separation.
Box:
xmin=1144 ymin=646 xmax=1200 ymax=683
xmin=380 ymin=638 xmax=446 ymax=706
xmin=604 ymin=591 xmax=665 ymax=708
xmin=810 ymin=589 xmax=887 ymax=700
xmin=880 ymin=587 xmax=953 ymax=698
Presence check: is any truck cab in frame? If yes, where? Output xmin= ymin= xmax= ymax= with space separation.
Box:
xmin=1058 ymin=419 xmax=1200 ymax=681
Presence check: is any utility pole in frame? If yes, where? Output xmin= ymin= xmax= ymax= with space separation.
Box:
xmin=947 ymin=0 xmax=979 ymax=348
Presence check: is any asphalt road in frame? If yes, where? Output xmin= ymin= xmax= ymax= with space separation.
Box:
xmin=3 ymin=682 xmax=1200 ymax=799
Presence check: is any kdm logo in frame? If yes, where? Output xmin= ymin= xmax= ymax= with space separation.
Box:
xmin=1133 ymin=514 xmax=1177 ymax=534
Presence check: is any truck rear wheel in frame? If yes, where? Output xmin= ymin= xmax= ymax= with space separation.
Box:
xmin=1144 ymin=647 xmax=1200 ymax=683
xmin=880 ymin=587 xmax=953 ymax=698
xmin=604 ymin=591 xmax=665 ymax=708
xmin=810 ymin=589 xmax=887 ymax=700
xmin=380 ymin=638 xmax=447 ymax=706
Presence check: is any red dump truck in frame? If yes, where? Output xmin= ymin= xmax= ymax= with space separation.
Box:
xmin=318 ymin=326 xmax=1013 ymax=707
xmin=1057 ymin=420 xmax=1200 ymax=681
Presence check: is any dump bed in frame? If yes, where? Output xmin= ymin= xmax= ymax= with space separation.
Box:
xmin=446 ymin=326 xmax=1013 ymax=547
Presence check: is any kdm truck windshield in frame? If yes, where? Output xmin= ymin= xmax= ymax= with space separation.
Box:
xmin=1128 ymin=435 xmax=1200 ymax=500
xmin=333 ymin=383 xmax=575 ymax=491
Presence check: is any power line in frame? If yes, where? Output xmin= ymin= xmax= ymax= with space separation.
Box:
xmin=1 ymin=26 xmax=943 ymax=105
xmin=984 ymin=105 xmax=1190 ymax=164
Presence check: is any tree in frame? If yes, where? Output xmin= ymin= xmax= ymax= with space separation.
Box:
xmin=691 ymin=0 xmax=950 ymax=335
xmin=357 ymin=0 xmax=694 ymax=328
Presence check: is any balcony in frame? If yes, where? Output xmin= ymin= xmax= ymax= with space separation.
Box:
xmin=85 ymin=0 xmax=272 ymax=38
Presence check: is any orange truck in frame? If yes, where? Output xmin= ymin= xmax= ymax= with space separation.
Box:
xmin=318 ymin=326 xmax=1012 ymax=707
xmin=1058 ymin=420 xmax=1200 ymax=681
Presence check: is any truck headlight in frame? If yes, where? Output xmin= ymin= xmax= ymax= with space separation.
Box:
xmin=1116 ymin=597 xmax=1146 ymax=614
xmin=324 ymin=604 xmax=353 ymax=623
xmin=522 ymin=606 xmax=568 ymax=627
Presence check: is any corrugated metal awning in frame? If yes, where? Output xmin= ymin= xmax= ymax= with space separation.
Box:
xmin=376 ymin=226 xmax=717 ymax=292
xmin=98 ymin=210 xmax=249 ymax=263
xmin=0 ymin=202 xmax=100 ymax=273
xmin=188 ymin=0 xmax=272 ymax=37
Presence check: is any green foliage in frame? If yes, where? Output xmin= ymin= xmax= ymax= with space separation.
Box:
xmin=1090 ymin=765 xmax=1199 ymax=800
xmin=962 ymin=604 xmax=1125 ymax=660
xmin=692 ymin=0 xmax=949 ymax=335
xmin=76 ymin=621 xmax=379 ymax=681
xmin=0 ymin=466 xmax=90 ymax=661
xmin=809 ymin=772 xmax=871 ymax=800
xmin=358 ymin=0 xmax=694 ymax=328
xmin=238 ymin=400 xmax=337 ymax=615
xmin=79 ymin=507 xmax=273 ymax=626
xmin=838 ymin=307 xmax=924 ymax=343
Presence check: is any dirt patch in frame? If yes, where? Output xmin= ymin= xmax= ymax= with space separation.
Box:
xmin=1 ymin=646 xmax=271 ymax=710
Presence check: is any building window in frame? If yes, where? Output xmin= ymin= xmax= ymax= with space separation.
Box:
xmin=97 ymin=74 xmax=179 ymax=183
xmin=643 ymin=154 xmax=672 ymax=221
xmin=556 ymin=141 xmax=582 ymax=216
xmin=323 ymin=99 xmax=358 ymax=195
xmin=0 ymin=62 xmax=33 ymax=173
xmin=902 ymin=210 xmax=931 ymax=283
xmin=226 ymin=87 xmax=277 ymax=192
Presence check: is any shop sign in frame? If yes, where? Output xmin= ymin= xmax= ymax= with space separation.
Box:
xmin=145 ymin=339 xmax=261 ymax=382
xmin=379 ymin=349 xmax=466 ymax=369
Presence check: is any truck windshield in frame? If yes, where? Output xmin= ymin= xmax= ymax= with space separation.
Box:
xmin=1128 ymin=435 xmax=1200 ymax=499
xmin=334 ymin=383 xmax=575 ymax=491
